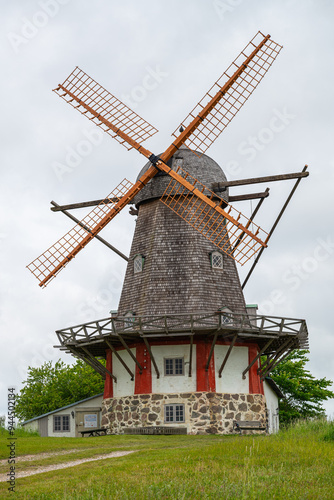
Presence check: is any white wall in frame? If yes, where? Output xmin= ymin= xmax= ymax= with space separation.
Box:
xmin=74 ymin=395 xmax=103 ymax=409
xmin=264 ymin=381 xmax=279 ymax=434
xmin=151 ymin=344 xmax=196 ymax=393
xmin=112 ymin=349 xmax=136 ymax=397
xmin=214 ymin=345 xmax=249 ymax=393
xmin=22 ymin=420 xmax=38 ymax=433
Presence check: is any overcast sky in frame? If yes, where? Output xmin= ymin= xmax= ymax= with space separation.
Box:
xmin=1 ymin=0 xmax=334 ymax=418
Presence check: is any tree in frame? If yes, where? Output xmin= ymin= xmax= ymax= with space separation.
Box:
xmin=270 ymin=350 xmax=334 ymax=423
xmin=16 ymin=359 xmax=105 ymax=422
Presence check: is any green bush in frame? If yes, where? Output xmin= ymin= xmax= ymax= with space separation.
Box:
xmin=0 ymin=423 xmax=39 ymax=438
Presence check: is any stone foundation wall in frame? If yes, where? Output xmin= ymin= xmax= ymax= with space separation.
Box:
xmin=102 ymin=392 xmax=267 ymax=435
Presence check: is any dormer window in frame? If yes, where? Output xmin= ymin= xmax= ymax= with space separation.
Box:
xmin=134 ymin=254 xmax=145 ymax=274
xmin=210 ymin=251 xmax=223 ymax=269
xmin=219 ymin=306 xmax=233 ymax=325
xmin=124 ymin=311 xmax=135 ymax=327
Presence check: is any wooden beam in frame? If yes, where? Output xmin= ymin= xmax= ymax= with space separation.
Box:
xmin=260 ymin=347 xmax=295 ymax=380
xmin=188 ymin=335 xmax=194 ymax=377
xmin=117 ymin=334 xmax=143 ymax=374
xmin=229 ymin=190 xmax=270 ymax=202
xmin=242 ymin=339 xmax=275 ymax=379
xmin=232 ymin=188 xmax=269 ymax=253
xmin=142 ymin=336 xmax=160 ymax=379
xmin=50 ymin=201 xmax=129 ymax=262
xmin=81 ymin=346 xmax=117 ymax=382
xmin=205 ymin=330 xmax=219 ymax=372
xmin=218 ymin=334 xmax=238 ymax=378
xmin=242 ymin=165 xmax=309 ymax=289
xmin=259 ymin=338 xmax=293 ymax=375
xmin=105 ymin=340 xmax=134 ymax=380
xmin=51 ymin=198 xmax=120 ymax=212
xmin=66 ymin=346 xmax=104 ymax=377
xmin=213 ymin=170 xmax=309 ymax=190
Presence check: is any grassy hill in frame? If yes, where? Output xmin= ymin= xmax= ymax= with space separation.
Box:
xmin=1 ymin=419 xmax=333 ymax=499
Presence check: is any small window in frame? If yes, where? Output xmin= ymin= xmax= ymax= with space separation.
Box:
xmin=124 ymin=311 xmax=135 ymax=327
xmin=164 ymin=358 xmax=184 ymax=376
xmin=53 ymin=415 xmax=70 ymax=432
xmin=164 ymin=404 xmax=185 ymax=423
xmin=219 ymin=306 xmax=233 ymax=325
xmin=210 ymin=251 xmax=223 ymax=269
xmin=134 ymin=254 xmax=145 ymax=273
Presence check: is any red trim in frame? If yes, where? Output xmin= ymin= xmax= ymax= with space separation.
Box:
xmin=196 ymin=341 xmax=216 ymax=392
xmin=248 ymin=345 xmax=264 ymax=395
xmin=134 ymin=343 xmax=152 ymax=394
xmin=103 ymin=349 xmax=113 ymax=399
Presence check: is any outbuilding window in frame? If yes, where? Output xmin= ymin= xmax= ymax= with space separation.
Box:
xmin=210 ymin=251 xmax=223 ymax=269
xmin=164 ymin=404 xmax=185 ymax=423
xmin=134 ymin=254 xmax=145 ymax=273
xmin=53 ymin=415 xmax=70 ymax=432
xmin=164 ymin=357 xmax=184 ymax=376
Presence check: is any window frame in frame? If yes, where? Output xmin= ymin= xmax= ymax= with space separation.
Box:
xmin=124 ymin=311 xmax=135 ymax=328
xmin=164 ymin=357 xmax=185 ymax=376
xmin=164 ymin=404 xmax=185 ymax=423
xmin=219 ymin=306 xmax=233 ymax=325
xmin=133 ymin=254 xmax=145 ymax=274
xmin=210 ymin=250 xmax=224 ymax=270
xmin=53 ymin=414 xmax=70 ymax=433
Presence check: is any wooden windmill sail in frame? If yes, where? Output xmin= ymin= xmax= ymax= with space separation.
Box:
xmin=27 ymin=31 xmax=283 ymax=287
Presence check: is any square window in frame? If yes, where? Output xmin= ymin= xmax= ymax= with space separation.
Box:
xmin=53 ymin=414 xmax=70 ymax=432
xmin=164 ymin=358 xmax=184 ymax=376
xmin=164 ymin=404 xmax=185 ymax=423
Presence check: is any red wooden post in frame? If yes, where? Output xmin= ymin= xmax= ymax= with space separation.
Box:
xmin=248 ymin=345 xmax=264 ymax=395
xmin=103 ymin=349 xmax=113 ymax=398
xmin=196 ymin=340 xmax=216 ymax=392
xmin=135 ymin=343 xmax=152 ymax=394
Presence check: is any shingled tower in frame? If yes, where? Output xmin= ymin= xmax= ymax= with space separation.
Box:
xmin=118 ymin=147 xmax=247 ymax=318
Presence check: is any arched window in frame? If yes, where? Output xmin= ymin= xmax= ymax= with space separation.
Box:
xmin=210 ymin=251 xmax=223 ymax=269
xmin=133 ymin=254 xmax=145 ymax=274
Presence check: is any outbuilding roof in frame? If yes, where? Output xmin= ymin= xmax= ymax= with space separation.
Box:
xmin=21 ymin=393 xmax=103 ymax=425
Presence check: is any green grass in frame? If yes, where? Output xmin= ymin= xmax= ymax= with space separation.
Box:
xmin=1 ymin=420 xmax=333 ymax=499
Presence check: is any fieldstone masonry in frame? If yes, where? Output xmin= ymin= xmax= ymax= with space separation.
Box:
xmin=102 ymin=392 xmax=267 ymax=435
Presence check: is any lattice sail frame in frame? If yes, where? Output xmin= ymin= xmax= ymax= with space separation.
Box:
xmin=54 ymin=67 xmax=158 ymax=150
xmin=28 ymin=32 xmax=283 ymax=287
xmin=27 ymin=179 xmax=134 ymax=286
xmin=172 ymin=31 xmax=283 ymax=155
xmin=160 ymin=166 xmax=269 ymax=265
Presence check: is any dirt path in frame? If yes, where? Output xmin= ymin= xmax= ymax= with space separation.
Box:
xmin=0 ymin=448 xmax=84 ymax=466
xmin=0 ymin=450 xmax=135 ymax=482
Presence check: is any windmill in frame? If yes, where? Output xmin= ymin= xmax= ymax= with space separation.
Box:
xmin=28 ymin=32 xmax=309 ymax=435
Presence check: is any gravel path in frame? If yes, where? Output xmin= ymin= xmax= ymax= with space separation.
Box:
xmin=0 ymin=450 xmax=135 ymax=482
xmin=0 ymin=449 xmax=83 ymax=466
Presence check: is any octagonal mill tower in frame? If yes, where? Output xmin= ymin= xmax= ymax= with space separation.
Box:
xmin=118 ymin=146 xmax=247 ymax=318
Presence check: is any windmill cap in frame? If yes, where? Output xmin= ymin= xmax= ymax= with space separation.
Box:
xmin=133 ymin=146 xmax=229 ymax=207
